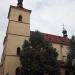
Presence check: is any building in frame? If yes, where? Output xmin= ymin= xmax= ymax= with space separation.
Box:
xmin=0 ymin=1 xmax=70 ymax=75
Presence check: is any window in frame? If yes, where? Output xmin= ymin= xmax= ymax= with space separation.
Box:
xmin=65 ymin=70 xmax=70 ymax=75
xmin=18 ymin=15 xmax=22 ymax=22
xmin=6 ymin=73 xmax=9 ymax=75
xmin=17 ymin=47 xmax=21 ymax=56
xmin=16 ymin=67 xmax=20 ymax=75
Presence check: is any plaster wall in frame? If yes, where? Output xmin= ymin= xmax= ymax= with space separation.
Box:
xmin=53 ymin=43 xmax=69 ymax=61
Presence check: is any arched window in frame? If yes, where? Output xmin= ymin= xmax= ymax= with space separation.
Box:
xmin=6 ymin=73 xmax=9 ymax=75
xmin=65 ymin=70 xmax=70 ymax=75
xmin=17 ymin=47 xmax=21 ymax=56
xmin=16 ymin=67 xmax=21 ymax=75
xmin=18 ymin=15 xmax=22 ymax=22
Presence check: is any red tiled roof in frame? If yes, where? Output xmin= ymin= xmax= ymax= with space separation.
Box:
xmin=44 ymin=33 xmax=70 ymax=45
xmin=30 ymin=31 xmax=70 ymax=46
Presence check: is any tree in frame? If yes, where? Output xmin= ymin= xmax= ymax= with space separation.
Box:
xmin=67 ymin=36 xmax=75 ymax=75
xmin=20 ymin=31 xmax=60 ymax=75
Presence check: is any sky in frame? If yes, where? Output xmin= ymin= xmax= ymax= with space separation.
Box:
xmin=0 ymin=0 xmax=75 ymax=60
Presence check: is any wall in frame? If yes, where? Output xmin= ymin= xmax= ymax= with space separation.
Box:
xmin=52 ymin=43 xmax=69 ymax=61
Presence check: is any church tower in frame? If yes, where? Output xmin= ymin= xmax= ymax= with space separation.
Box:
xmin=62 ymin=24 xmax=68 ymax=38
xmin=2 ymin=1 xmax=31 ymax=75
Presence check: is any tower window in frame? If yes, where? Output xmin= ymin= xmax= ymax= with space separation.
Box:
xmin=18 ymin=15 xmax=22 ymax=22
xmin=16 ymin=67 xmax=21 ymax=75
xmin=65 ymin=70 xmax=70 ymax=75
xmin=17 ymin=47 xmax=21 ymax=56
xmin=6 ymin=73 xmax=9 ymax=75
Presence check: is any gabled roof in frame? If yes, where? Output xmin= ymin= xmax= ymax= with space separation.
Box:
xmin=30 ymin=31 xmax=70 ymax=46
xmin=44 ymin=33 xmax=70 ymax=45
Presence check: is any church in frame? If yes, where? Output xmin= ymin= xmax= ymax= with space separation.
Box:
xmin=0 ymin=0 xmax=70 ymax=75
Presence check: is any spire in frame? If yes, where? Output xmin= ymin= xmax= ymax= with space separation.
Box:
xmin=62 ymin=24 xmax=68 ymax=38
xmin=17 ymin=0 xmax=23 ymax=8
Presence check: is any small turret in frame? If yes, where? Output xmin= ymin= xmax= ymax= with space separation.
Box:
xmin=62 ymin=24 xmax=68 ymax=38
xmin=17 ymin=0 xmax=23 ymax=8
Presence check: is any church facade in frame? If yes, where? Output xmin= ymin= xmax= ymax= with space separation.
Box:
xmin=0 ymin=1 xmax=70 ymax=75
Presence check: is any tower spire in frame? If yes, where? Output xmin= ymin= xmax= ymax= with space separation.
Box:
xmin=62 ymin=24 xmax=68 ymax=38
xmin=17 ymin=0 xmax=23 ymax=7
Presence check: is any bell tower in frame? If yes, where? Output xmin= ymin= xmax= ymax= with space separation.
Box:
xmin=62 ymin=24 xmax=68 ymax=38
xmin=2 ymin=1 xmax=31 ymax=75
xmin=17 ymin=0 xmax=23 ymax=7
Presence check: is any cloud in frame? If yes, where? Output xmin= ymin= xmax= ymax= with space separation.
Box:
xmin=30 ymin=0 xmax=75 ymax=37
xmin=0 ymin=0 xmax=75 ymax=60
xmin=0 ymin=32 xmax=5 ymax=60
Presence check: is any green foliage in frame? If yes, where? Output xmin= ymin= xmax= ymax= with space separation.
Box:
xmin=67 ymin=36 xmax=75 ymax=74
xmin=67 ymin=36 xmax=75 ymax=63
xmin=69 ymin=36 xmax=75 ymax=59
xmin=20 ymin=31 xmax=60 ymax=75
